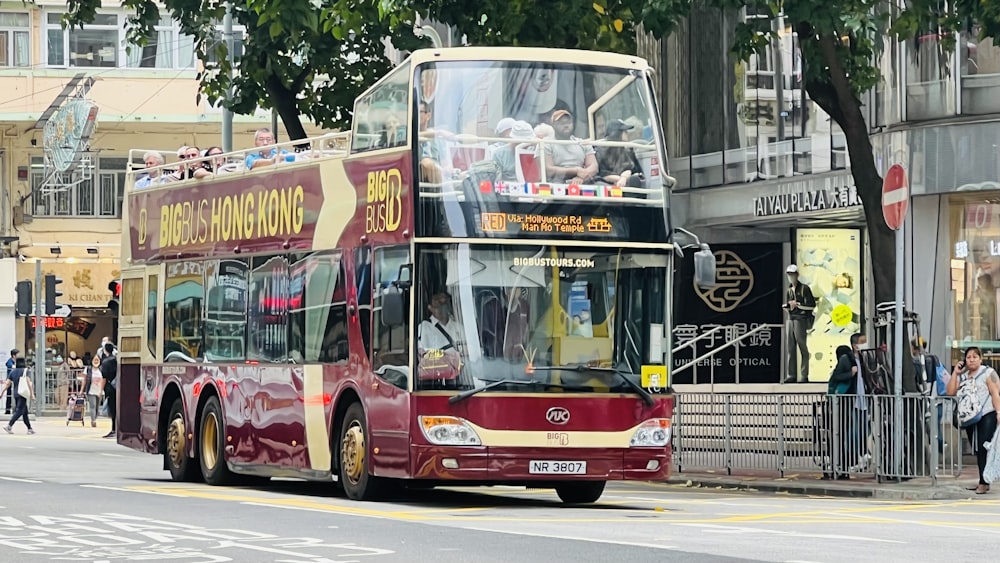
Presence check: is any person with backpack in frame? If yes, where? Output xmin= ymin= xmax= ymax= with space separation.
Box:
xmin=1 ymin=358 xmax=35 ymax=434
xmin=946 ymin=346 xmax=1000 ymax=494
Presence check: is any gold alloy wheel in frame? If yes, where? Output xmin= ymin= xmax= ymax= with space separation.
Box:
xmin=201 ymin=411 xmax=220 ymax=472
xmin=341 ymin=422 xmax=365 ymax=485
xmin=167 ymin=417 xmax=186 ymax=469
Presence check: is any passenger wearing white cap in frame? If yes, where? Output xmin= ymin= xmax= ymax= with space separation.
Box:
xmin=783 ymin=264 xmax=816 ymax=383
xmin=494 ymin=117 xmax=516 ymax=138
xmin=493 ymin=121 xmax=535 ymax=180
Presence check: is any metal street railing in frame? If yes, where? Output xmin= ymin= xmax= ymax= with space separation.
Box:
xmin=672 ymin=392 xmax=963 ymax=482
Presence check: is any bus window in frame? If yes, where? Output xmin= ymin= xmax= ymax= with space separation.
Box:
xmin=354 ymin=247 xmax=373 ymax=360
xmin=164 ymin=261 xmax=204 ymax=360
xmin=351 ymin=62 xmax=411 ymax=154
xmin=288 ymin=251 xmax=349 ymax=364
xmin=248 ymin=255 xmax=290 ymax=363
xmin=204 ymin=259 xmax=248 ymax=362
xmin=372 ymin=246 xmax=410 ymax=389
xmin=147 ymin=274 xmax=158 ymax=359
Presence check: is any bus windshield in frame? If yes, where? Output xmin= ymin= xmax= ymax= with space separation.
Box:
xmin=414 ymin=243 xmax=669 ymax=394
xmin=414 ymin=60 xmax=669 ymax=243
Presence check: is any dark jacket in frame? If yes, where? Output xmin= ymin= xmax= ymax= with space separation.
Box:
xmin=100 ymin=355 xmax=117 ymax=389
xmin=784 ymin=281 xmax=816 ymax=320
xmin=828 ymin=353 xmax=857 ymax=394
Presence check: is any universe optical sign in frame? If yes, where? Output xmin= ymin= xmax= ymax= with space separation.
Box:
xmin=131 ymin=168 xmax=323 ymax=259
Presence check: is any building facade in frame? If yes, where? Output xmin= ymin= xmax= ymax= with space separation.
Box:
xmin=0 ymin=1 xmax=298 ymax=363
xmin=646 ymin=7 xmax=995 ymax=386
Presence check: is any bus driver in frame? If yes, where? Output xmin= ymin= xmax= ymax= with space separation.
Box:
xmin=418 ymin=292 xmax=464 ymax=354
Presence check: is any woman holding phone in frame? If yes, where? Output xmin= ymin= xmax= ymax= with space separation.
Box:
xmin=946 ymin=346 xmax=1000 ymax=493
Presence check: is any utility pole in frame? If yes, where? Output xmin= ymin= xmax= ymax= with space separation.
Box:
xmin=222 ymin=1 xmax=234 ymax=152
xmin=33 ymin=260 xmax=44 ymax=417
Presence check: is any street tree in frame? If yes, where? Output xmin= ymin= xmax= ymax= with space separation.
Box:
xmin=64 ymin=0 xmax=423 ymax=140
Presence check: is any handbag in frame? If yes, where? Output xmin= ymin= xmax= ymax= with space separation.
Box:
xmin=16 ymin=371 xmax=31 ymax=399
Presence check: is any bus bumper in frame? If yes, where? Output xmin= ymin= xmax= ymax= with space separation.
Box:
xmin=410 ymin=445 xmax=671 ymax=481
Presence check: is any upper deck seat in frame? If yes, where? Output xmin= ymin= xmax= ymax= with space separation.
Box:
xmin=515 ymin=144 xmax=541 ymax=183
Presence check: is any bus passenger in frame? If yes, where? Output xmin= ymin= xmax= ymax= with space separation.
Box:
xmin=596 ymin=119 xmax=643 ymax=187
xmin=417 ymin=101 xmax=449 ymax=184
xmin=542 ymin=109 xmax=597 ymax=184
xmin=204 ymin=146 xmax=227 ymax=173
xmin=493 ymin=121 xmax=535 ymax=181
xmin=173 ymin=146 xmax=212 ymax=181
xmin=134 ymin=151 xmax=171 ymax=189
xmin=245 ymin=128 xmax=291 ymax=170
xmin=418 ymin=292 xmax=464 ymax=354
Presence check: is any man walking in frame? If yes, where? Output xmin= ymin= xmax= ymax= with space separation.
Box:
xmin=100 ymin=342 xmax=117 ymax=439
xmin=783 ymin=264 xmax=816 ymax=383
xmin=4 ymin=349 xmax=17 ymax=414
xmin=2 ymin=358 xmax=35 ymax=434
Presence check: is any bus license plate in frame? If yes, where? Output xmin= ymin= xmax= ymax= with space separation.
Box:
xmin=529 ymin=460 xmax=587 ymax=475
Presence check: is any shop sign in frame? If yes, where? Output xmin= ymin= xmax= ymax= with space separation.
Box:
xmin=17 ymin=262 xmax=120 ymax=308
xmin=672 ymin=244 xmax=784 ymax=384
xmin=752 ymin=179 xmax=862 ymax=218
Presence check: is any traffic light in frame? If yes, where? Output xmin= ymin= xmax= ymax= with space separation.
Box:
xmin=15 ymin=280 xmax=32 ymax=317
xmin=108 ymin=280 xmax=120 ymax=314
xmin=44 ymin=274 xmax=63 ymax=316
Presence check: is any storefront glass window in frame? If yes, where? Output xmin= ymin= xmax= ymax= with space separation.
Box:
xmin=949 ymin=197 xmax=1000 ymax=352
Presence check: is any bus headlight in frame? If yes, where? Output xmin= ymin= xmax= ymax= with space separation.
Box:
xmin=629 ymin=419 xmax=671 ymax=447
xmin=419 ymin=416 xmax=482 ymax=446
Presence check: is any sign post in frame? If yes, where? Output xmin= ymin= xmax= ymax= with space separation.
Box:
xmin=882 ymin=163 xmax=909 ymax=480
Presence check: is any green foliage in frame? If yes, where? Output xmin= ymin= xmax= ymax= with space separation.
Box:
xmin=65 ymin=0 xmax=423 ymax=138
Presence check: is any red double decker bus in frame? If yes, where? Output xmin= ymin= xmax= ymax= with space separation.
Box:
xmin=116 ymin=47 xmax=679 ymax=503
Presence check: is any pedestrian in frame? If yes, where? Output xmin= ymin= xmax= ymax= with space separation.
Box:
xmin=945 ymin=346 xmax=1000 ymax=494
xmin=826 ymin=344 xmax=858 ymax=480
xmin=4 ymin=349 xmax=18 ymax=414
xmin=84 ymin=355 xmax=104 ymax=428
xmin=2 ymin=358 xmax=35 ymax=434
xmin=783 ymin=264 xmax=816 ymax=383
xmin=100 ymin=342 xmax=118 ymax=439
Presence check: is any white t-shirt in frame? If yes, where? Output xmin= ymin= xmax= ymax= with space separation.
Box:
xmin=88 ymin=368 xmax=104 ymax=396
xmin=418 ymin=316 xmax=463 ymax=352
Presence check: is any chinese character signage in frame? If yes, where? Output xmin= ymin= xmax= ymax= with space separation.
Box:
xmin=673 ymin=244 xmax=784 ymax=384
xmin=795 ymin=228 xmax=863 ymax=382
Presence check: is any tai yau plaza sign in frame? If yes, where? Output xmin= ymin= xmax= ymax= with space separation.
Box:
xmin=753 ymin=178 xmax=862 ymax=218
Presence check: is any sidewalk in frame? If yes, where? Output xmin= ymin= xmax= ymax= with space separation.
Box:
xmin=666 ymin=467 xmax=981 ymax=500
xmin=4 ymin=413 xmax=115 ymax=439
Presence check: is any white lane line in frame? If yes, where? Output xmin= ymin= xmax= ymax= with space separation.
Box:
xmin=462 ymin=526 xmax=678 ymax=550
xmin=100 ymin=453 xmax=125 ymax=457
xmin=0 ymin=476 xmax=41 ymax=483
xmin=79 ymin=485 xmax=188 ymax=498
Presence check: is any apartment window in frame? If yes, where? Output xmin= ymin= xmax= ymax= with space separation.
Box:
xmin=31 ymin=156 xmax=126 ymax=218
xmin=45 ymin=12 xmax=195 ymax=69
xmin=0 ymin=12 xmax=29 ymax=67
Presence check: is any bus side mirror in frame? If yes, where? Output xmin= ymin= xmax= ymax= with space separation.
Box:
xmin=694 ymin=244 xmax=717 ymax=289
xmin=382 ymin=286 xmax=406 ymax=327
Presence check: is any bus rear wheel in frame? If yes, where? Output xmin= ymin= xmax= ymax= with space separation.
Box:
xmin=338 ymin=402 xmax=384 ymax=501
xmin=165 ymin=399 xmax=200 ymax=482
xmin=199 ymin=396 xmax=232 ymax=486
xmin=554 ymin=481 xmax=606 ymax=504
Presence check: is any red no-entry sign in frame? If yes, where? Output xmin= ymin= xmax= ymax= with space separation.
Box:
xmin=882 ymin=164 xmax=909 ymax=231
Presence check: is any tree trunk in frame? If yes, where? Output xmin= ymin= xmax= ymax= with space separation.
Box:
xmin=265 ymin=74 xmax=308 ymax=141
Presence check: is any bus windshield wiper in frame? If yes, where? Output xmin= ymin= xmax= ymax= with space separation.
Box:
xmin=448 ymin=379 xmax=583 ymax=404
xmin=530 ymin=364 xmax=655 ymax=406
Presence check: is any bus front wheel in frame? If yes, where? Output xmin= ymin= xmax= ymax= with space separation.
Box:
xmin=199 ymin=395 xmax=232 ymax=486
xmin=554 ymin=481 xmax=606 ymax=504
xmin=338 ymin=402 xmax=384 ymax=501
xmin=165 ymin=399 xmax=200 ymax=482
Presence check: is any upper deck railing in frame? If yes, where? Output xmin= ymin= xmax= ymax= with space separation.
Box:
xmin=125 ymin=132 xmax=352 ymax=190
xmin=415 ymin=132 xmax=668 ymax=207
